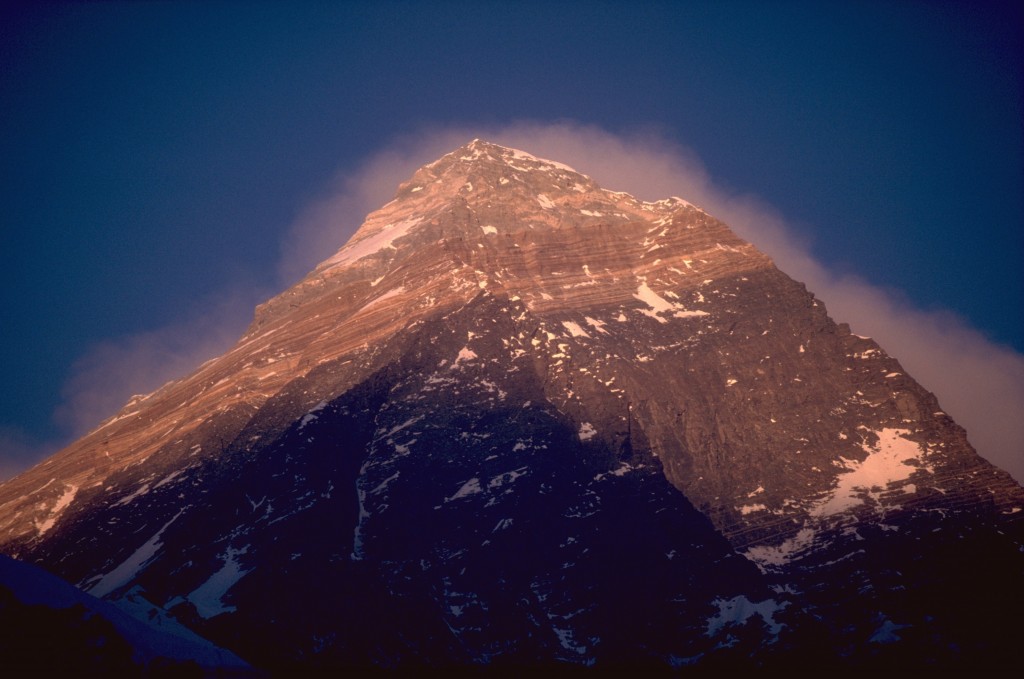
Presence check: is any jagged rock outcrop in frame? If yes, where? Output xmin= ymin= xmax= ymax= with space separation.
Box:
xmin=1 ymin=140 xmax=1021 ymax=670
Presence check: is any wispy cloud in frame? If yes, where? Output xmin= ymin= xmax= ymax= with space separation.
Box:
xmin=0 ymin=285 xmax=265 ymax=481
xmin=53 ymin=285 xmax=263 ymax=438
xmin=7 ymin=121 xmax=1019 ymax=486
xmin=274 ymin=131 xmax=474 ymax=286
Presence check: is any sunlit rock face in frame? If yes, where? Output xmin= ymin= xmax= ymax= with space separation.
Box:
xmin=1 ymin=140 xmax=1021 ymax=671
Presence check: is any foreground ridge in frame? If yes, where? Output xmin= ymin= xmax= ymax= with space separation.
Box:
xmin=1 ymin=140 xmax=1022 ymax=670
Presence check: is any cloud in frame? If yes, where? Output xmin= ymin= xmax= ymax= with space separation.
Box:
xmin=54 ymin=285 xmax=265 ymax=439
xmin=1 ymin=276 xmax=268 ymax=485
xmin=281 ymin=120 xmax=1023 ymax=483
xmin=275 ymin=130 xmax=475 ymax=286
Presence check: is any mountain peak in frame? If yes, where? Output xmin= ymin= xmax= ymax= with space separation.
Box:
xmin=317 ymin=141 xmax=703 ymax=276
xmin=2 ymin=140 xmax=1022 ymax=671
xmin=439 ymin=138 xmax=582 ymax=174
xmin=398 ymin=138 xmax=595 ymax=202
xmin=473 ymin=138 xmax=579 ymax=171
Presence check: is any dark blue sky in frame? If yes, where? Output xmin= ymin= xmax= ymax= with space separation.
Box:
xmin=1 ymin=0 xmax=1021 ymax=477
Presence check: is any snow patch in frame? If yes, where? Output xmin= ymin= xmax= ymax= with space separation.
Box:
xmin=593 ymin=463 xmax=640 ymax=481
xmin=378 ymin=416 xmax=423 ymax=440
xmin=812 ymin=428 xmax=926 ymax=517
xmin=584 ymin=316 xmax=609 ymax=334
xmin=869 ymin=618 xmax=910 ymax=644
xmin=111 ymin=484 xmax=150 ymax=508
xmin=452 ymin=346 xmax=478 ymax=367
xmin=393 ymin=439 xmax=416 ymax=455
xmin=298 ymin=400 xmax=328 ymax=430
xmin=90 ymin=511 xmax=183 ymax=598
xmin=323 ymin=216 xmax=423 ymax=268
xmin=35 ymin=484 xmax=79 ymax=534
xmin=633 ymin=282 xmax=707 ymax=322
xmin=355 ymin=286 xmax=406 ymax=315
xmin=634 ymin=282 xmax=674 ymax=321
xmin=561 ymin=321 xmax=591 ymax=338
xmin=488 ymin=467 xmax=529 ymax=488
xmin=706 ymin=596 xmax=786 ymax=639
xmin=507 ymin=147 xmax=578 ymax=173
xmin=578 ymin=422 xmax=597 ymax=442
xmin=743 ymin=527 xmax=817 ymax=570
xmin=370 ymin=471 xmax=400 ymax=496
xmin=447 ymin=478 xmax=483 ymax=502
xmin=187 ymin=546 xmax=251 ymax=619
xmin=553 ymin=625 xmax=588 ymax=655
xmin=152 ymin=470 xmax=184 ymax=490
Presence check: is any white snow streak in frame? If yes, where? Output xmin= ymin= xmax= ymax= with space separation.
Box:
xmin=447 ymin=478 xmax=483 ymax=501
xmin=323 ymin=216 xmax=423 ymax=268
xmin=561 ymin=321 xmax=591 ymax=338
xmin=298 ymin=400 xmax=329 ymax=430
xmin=34 ymin=484 xmax=79 ymax=535
xmin=634 ymin=283 xmax=674 ymax=318
xmin=633 ymin=282 xmax=707 ymax=322
xmin=452 ymin=346 xmax=478 ymax=367
xmin=111 ymin=483 xmax=150 ymax=508
xmin=89 ymin=511 xmax=183 ymax=598
xmin=507 ymin=147 xmax=577 ymax=173
xmin=187 ymin=546 xmax=251 ymax=619
xmin=355 ymin=286 xmax=406 ymax=315
xmin=743 ymin=527 xmax=817 ymax=569
xmin=706 ymin=596 xmax=786 ymax=639
xmin=584 ymin=316 xmax=609 ymax=334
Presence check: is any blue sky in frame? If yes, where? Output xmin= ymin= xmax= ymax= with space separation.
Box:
xmin=1 ymin=0 xmax=1021 ymax=480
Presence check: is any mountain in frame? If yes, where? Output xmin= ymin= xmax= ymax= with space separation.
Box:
xmin=1 ymin=139 xmax=1021 ymax=671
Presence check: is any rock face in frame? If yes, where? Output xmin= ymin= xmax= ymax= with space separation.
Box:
xmin=0 ymin=140 xmax=1021 ymax=670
